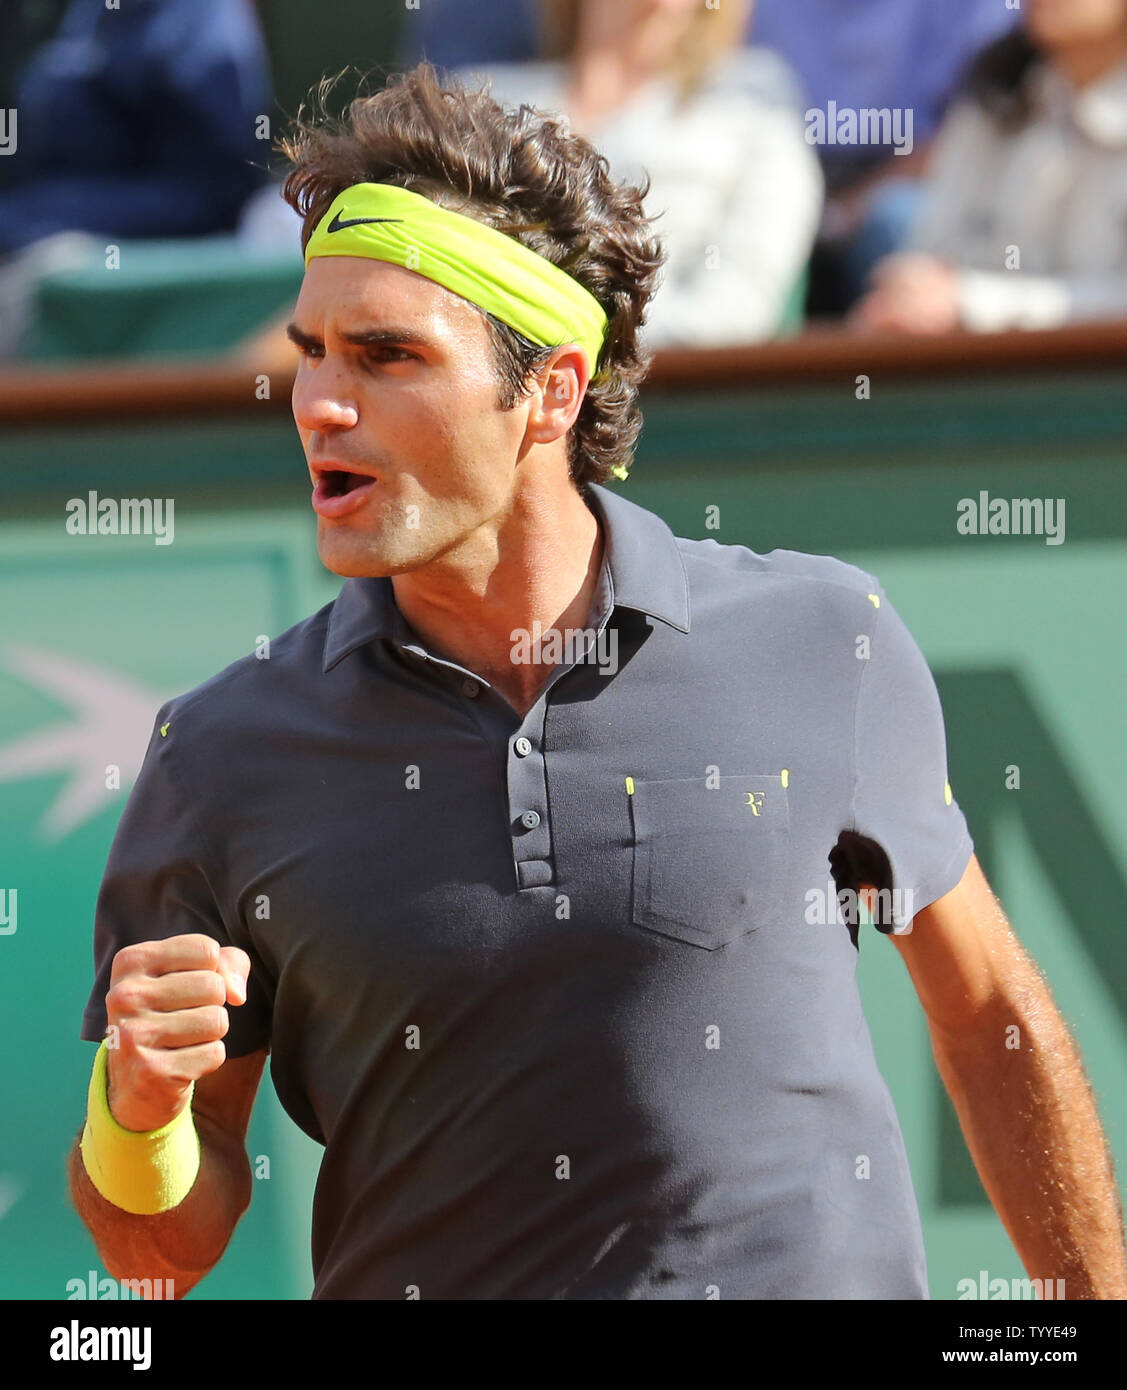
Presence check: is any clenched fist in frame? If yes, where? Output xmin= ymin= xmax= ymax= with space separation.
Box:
xmin=102 ymin=934 xmax=250 ymax=1133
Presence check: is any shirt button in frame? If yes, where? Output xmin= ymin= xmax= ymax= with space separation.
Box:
xmin=519 ymin=810 xmax=541 ymax=829
xmin=461 ymin=678 xmax=480 ymax=698
xmin=514 ymin=736 xmax=533 ymax=757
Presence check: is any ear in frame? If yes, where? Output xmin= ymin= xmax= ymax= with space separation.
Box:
xmin=522 ymin=343 xmax=590 ymax=448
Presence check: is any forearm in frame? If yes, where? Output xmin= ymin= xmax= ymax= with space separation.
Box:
xmin=66 ymin=1111 xmax=252 ymax=1299
xmin=929 ymin=981 xmax=1127 ymax=1299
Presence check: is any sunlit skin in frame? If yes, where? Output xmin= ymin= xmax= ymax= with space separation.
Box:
xmin=289 ymin=254 xmax=604 ymax=717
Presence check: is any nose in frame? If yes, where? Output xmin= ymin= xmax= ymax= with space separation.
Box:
xmin=292 ymin=360 xmax=359 ymax=433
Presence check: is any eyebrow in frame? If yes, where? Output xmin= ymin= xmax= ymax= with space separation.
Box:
xmin=285 ymin=322 xmax=436 ymax=351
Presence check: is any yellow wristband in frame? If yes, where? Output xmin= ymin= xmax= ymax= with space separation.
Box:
xmin=80 ymin=1039 xmax=201 ymax=1214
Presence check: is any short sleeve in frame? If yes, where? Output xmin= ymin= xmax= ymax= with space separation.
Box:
xmin=80 ymin=704 xmax=272 ymax=1057
xmin=841 ymin=584 xmax=975 ymax=933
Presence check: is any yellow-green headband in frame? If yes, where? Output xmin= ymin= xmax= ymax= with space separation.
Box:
xmin=304 ymin=182 xmax=609 ymax=381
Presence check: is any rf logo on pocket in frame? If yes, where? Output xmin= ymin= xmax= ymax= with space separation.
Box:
xmin=627 ymin=772 xmax=792 ymax=948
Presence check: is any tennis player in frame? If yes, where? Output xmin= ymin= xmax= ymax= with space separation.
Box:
xmin=69 ymin=62 xmax=1127 ymax=1300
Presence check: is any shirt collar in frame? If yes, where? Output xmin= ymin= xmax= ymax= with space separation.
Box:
xmin=321 ymin=481 xmax=690 ymax=673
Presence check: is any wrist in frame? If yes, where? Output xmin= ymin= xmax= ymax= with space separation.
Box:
xmin=105 ymin=1051 xmax=186 ymax=1133
xmin=80 ymin=1040 xmax=201 ymax=1214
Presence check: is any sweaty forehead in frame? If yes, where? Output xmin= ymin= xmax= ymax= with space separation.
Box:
xmin=296 ymin=254 xmax=489 ymax=341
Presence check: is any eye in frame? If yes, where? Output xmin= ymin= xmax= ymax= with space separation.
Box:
xmin=367 ymin=346 xmax=417 ymax=363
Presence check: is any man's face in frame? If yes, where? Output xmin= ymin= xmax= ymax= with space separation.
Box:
xmin=290 ymin=255 xmax=535 ymax=578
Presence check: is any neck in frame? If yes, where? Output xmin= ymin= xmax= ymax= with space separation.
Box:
xmin=390 ymin=474 xmax=604 ymax=710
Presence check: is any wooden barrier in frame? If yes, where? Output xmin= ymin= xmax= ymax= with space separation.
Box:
xmin=4 ymin=321 xmax=1127 ymax=425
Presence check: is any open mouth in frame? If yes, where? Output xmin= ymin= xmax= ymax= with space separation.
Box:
xmin=311 ymin=467 xmax=380 ymax=519
xmin=319 ymin=469 xmax=375 ymax=498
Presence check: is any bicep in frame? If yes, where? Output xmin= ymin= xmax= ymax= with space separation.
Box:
xmin=888 ymin=854 xmax=1031 ymax=1038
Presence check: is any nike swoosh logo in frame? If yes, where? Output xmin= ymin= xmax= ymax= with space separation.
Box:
xmin=327 ymin=212 xmax=405 ymax=234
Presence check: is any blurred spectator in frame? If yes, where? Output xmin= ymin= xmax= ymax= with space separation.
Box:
xmin=0 ymin=0 xmax=271 ymax=253
xmin=455 ymin=0 xmax=823 ymax=347
xmin=750 ymin=0 xmax=1018 ymax=313
xmin=397 ymin=0 xmax=1017 ymax=317
xmin=0 ymin=0 xmax=272 ymax=355
xmin=0 ymin=2 xmax=70 ymax=193
xmin=853 ymin=0 xmax=1127 ymax=335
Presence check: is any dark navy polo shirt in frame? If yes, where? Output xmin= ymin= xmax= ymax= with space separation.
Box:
xmin=81 ymin=480 xmax=974 ymax=1300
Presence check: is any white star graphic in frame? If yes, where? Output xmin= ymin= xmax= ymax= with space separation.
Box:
xmin=0 ymin=1176 xmax=19 ymax=1223
xmin=0 ymin=644 xmax=171 ymax=841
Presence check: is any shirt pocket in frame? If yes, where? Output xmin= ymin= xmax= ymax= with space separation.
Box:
xmin=627 ymin=772 xmax=790 ymax=950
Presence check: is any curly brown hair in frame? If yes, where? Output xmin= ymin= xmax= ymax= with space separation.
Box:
xmin=277 ymin=62 xmax=666 ymax=492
